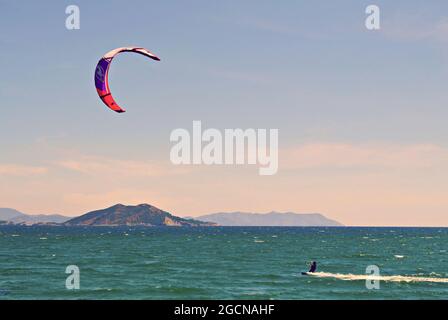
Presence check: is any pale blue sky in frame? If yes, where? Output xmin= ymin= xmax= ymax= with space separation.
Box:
xmin=1 ymin=1 xmax=448 ymax=225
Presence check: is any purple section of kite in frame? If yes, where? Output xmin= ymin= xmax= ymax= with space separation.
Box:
xmin=95 ymin=58 xmax=111 ymax=93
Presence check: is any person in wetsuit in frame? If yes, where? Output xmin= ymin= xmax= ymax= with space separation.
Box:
xmin=308 ymin=261 xmax=317 ymax=273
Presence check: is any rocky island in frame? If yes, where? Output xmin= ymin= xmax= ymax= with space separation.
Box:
xmin=64 ymin=203 xmax=216 ymax=227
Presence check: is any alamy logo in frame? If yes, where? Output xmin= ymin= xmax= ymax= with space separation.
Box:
xmin=65 ymin=5 xmax=80 ymax=30
xmin=365 ymin=5 xmax=380 ymax=30
xmin=65 ymin=265 xmax=80 ymax=290
xmin=366 ymin=265 xmax=380 ymax=289
xmin=170 ymin=121 xmax=279 ymax=175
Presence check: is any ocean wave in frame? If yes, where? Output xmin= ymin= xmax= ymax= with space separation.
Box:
xmin=305 ymin=272 xmax=448 ymax=283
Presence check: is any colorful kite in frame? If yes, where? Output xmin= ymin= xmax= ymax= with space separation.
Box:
xmin=94 ymin=47 xmax=160 ymax=113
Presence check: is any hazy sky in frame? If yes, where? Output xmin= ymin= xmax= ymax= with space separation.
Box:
xmin=1 ymin=1 xmax=448 ymax=226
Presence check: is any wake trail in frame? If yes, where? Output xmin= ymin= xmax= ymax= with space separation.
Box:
xmin=305 ymin=272 xmax=448 ymax=283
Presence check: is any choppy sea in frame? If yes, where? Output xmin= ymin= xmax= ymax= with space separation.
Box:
xmin=1 ymin=226 xmax=447 ymax=299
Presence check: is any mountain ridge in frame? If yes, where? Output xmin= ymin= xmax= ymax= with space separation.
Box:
xmin=64 ymin=203 xmax=216 ymax=227
xmin=1 ymin=206 xmax=343 ymax=227
xmin=195 ymin=211 xmax=343 ymax=226
xmin=0 ymin=208 xmax=69 ymax=224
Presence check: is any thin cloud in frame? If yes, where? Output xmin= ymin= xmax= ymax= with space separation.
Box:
xmin=282 ymin=143 xmax=448 ymax=170
xmin=56 ymin=156 xmax=191 ymax=177
xmin=383 ymin=14 xmax=448 ymax=43
xmin=0 ymin=164 xmax=48 ymax=176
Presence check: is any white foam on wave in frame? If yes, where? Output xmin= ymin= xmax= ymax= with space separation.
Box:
xmin=306 ymin=272 xmax=448 ymax=283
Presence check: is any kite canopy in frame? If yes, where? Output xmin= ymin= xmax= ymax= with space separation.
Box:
xmin=94 ymin=47 xmax=160 ymax=113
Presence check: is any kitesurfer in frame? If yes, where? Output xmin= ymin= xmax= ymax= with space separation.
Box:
xmin=308 ymin=261 xmax=317 ymax=273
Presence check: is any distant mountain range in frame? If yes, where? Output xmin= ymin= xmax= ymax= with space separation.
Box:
xmin=195 ymin=211 xmax=343 ymax=226
xmin=1 ymin=205 xmax=343 ymax=227
xmin=0 ymin=208 xmax=69 ymax=225
xmin=64 ymin=204 xmax=216 ymax=227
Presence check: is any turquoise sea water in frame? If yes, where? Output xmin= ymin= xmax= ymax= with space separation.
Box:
xmin=1 ymin=226 xmax=448 ymax=299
